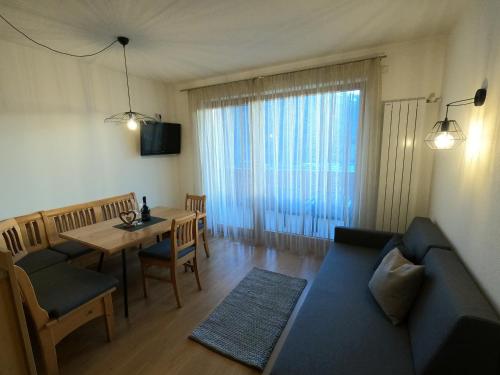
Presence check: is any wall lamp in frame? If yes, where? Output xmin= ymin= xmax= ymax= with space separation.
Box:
xmin=425 ymin=88 xmax=487 ymax=150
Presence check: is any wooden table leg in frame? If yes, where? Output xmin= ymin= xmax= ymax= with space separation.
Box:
xmin=121 ymin=249 xmax=129 ymax=318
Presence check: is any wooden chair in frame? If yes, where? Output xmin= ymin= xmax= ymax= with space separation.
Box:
xmin=185 ymin=194 xmax=210 ymax=258
xmin=138 ymin=213 xmax=202 ymax=308
xmin=0 ymin=219 xmax=117 ymax=375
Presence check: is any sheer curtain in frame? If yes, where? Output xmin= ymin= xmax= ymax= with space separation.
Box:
xmin=189 ymin=58 xmax=381 ymax=255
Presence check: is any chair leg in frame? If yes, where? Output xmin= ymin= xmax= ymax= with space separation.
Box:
xmin=39 ymin=327 xmax=59 ymax=375
xmin=171 ymin=265 xmax=182 ymax=308
xmin=103 ymin=294 xmax=114 ymax=342
xmin=140 ymin=262 xmax=149 ymax=298
xmin=184 ymin=261 xmax=194 ymax=273
xmin=201 ymin=230 xmax=210 ymax=258
xmin=193 ymin=256 xmax=202 ymax=291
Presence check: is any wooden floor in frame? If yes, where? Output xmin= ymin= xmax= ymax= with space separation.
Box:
xmin=43 ymin=238 xmax=324 ymax=375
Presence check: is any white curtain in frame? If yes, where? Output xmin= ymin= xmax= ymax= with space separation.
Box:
xmin=189 ymin=59 xmax=382 ymax=255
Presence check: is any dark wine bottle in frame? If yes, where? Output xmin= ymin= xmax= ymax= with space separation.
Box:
xmin=141 ymin=196 xmax=151 ymax=222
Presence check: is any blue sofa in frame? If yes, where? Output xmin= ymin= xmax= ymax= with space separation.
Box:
xmin=271 ymin=217 xmax=500 ymax=375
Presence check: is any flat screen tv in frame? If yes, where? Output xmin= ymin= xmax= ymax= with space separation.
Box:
xmin=140 ymin=122 xmax=181 ymax=155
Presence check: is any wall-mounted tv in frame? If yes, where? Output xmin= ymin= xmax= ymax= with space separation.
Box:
xmin=140 ymin=122 xmax=181 ymax=155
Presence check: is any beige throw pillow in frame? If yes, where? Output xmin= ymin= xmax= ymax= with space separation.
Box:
xmin=369 ymin=248 xmax=425 ymax=325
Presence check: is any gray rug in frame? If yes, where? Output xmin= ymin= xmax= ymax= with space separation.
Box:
xmin=190 ymin=267 xmax=307 ymax=370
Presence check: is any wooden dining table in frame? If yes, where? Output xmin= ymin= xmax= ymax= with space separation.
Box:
xmin=59 ymin=207 xmax=193 ymax=318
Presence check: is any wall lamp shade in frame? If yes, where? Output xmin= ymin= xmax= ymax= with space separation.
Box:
xmin=425 ymin=118 xmax=466 ymax=150
xmin=425 ymin=88 xmax=487 ymax=150
xmin=104 ymin=36 xmax=156 ymax=130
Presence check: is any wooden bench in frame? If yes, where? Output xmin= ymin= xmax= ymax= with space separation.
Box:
xmin=95 ymin=192 xmax=138 ymax=221
xmin=15 ymin=212 xmax=49 ymax=253
xmin=41 ymin=201 xmax=101 ymax=262
xmin=0 ymin=248 xmax=36 ymax=375
xmin=0 ymin=193 xmax=141 ymax=373
xmin=39 ymin=193 xmax=137 ymax=265
xmin=0 ymin=219 xmax=118 ymax=375
xmin=2 ymin=193 xmax=138 ymax=271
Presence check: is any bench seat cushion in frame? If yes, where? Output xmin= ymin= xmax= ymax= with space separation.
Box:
xmin=29 ymin=263 xmax=118 ymax=318
xmin=138 ymin=238 xmax=195 ymax=261
xmin=271 ymin=244 xmax=415 ymax=375
xmin=16 ymin=249 xmax=68 ymax=274
xmin=50 ymin=241 xmax=94 ymax=259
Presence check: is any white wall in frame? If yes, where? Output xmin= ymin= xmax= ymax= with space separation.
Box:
xmin=173 ymin=37 xmax=446 ymax=214
xmin=430 ymin=0 xmax=500 ymax=310
xmin=0 ymin=39 xmax=180 ymax=219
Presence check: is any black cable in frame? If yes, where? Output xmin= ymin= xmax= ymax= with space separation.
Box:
xmin=0 ymin=12 xmax=117 ymax=57
xmin=122 ymin=44 xmax=132 ymax=113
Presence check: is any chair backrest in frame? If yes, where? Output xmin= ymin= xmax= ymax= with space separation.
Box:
xmin=13 ymin=265 xmax=50 ymax=329
xmin=15 ymin=212 xmax=49 ymax=253
xmin=42 ymin=202 xmax=100 ymax=247
xmin=0 ymin=219 xmax=28 ymax=263
xmin=0 ymin=249 xmax=37 ymax=374
xmin=170 ymin=213 xmax=197 ymax=258
xmin=185 ymin=194 xmax=206 ymax=213
xmin=96 ymin=192 xmax=137 ymax=221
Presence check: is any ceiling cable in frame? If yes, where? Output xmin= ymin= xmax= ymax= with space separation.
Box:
xmin=0 ymin=12 xmax=117 ymax=57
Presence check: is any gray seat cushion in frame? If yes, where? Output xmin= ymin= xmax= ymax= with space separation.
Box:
xmin=402 ymin=217 xmax=452 ymax=263
xmin=271 ymin=245 xmax=415 ymax=375
xmin=16 ymin=249 xmax=68 ymax=274
xmin=50 ymin=240 xmax=94 ymax=259
xmin=138 ymin=238 xmax=195 ymax=261
xmin=408 ymin=248 xmax=500 ymax=375
xmin=29 ymin=263 xmax=118 ymax=318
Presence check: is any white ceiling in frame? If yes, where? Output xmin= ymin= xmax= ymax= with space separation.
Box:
xmin=0 ymin=0 xmax=467 ymax=83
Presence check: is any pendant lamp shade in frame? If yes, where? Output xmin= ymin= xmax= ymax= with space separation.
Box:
xmin=105 ymin=37 xmax=156 ymax=129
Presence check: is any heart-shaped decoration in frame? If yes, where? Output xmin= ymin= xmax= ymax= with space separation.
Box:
xmin=119 ymin=210 xmax=137 ymax=227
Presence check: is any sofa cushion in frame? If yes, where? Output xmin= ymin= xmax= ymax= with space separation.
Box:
xmin=369 ymin=248 xmax=425 ymax=325
xmin=408 ymin=248 xmax=500 ymax=375
xmin=138 ymin=238 xmax=195 ymax=261
xmin=16 ymin=249 xmax=68 ymax=274
xmin=29 ymin=263 xmax=118 ymax=318
xmin=402 ymin=217 xmax=452 ymax=263
xmin=50 ymin=240 xmax=94 ymax=259
xmin=334 ymin=227 xmax=397 ymax=249
xmin=271 ymin=244 xmax=415 ymax=375
xmin=373 ymin=234 xmax=408 ymax=269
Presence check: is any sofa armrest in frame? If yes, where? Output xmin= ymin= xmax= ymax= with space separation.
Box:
xmin=334 ymin=227 xmax=399 ymax=249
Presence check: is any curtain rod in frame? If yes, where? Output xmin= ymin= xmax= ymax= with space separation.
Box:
xmin=382 ymin=95 xmax=441 ymax=103
xmin=382 ymin=96 xmax=427 ymax=103
xmin=180 ymin=54 xmax=387 ymax=92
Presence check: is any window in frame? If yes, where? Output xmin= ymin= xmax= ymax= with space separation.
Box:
xmin=197 ymin=89 xmax=361 ymax=239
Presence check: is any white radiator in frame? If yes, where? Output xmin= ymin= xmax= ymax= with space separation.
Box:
xmin=376 ymin=98 xmax=437 ymax=232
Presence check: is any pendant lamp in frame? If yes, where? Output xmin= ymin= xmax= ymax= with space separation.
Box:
xmin=105 ymin=37 xmax=156 ymax=130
